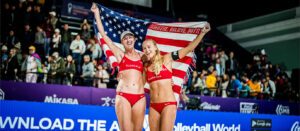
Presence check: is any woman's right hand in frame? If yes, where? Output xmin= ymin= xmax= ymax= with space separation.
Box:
xmin=90 ymin=3 xmax=100 ymax=14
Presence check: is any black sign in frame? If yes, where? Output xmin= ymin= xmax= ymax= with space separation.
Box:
xmin=251 ymin=119 xmax=272 ymax=129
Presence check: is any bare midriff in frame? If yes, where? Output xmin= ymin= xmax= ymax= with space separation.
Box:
xmin=149 ymin=79 xmax=176 ymax=103
xmin=117 ymin=69 xmax=144 ymax=94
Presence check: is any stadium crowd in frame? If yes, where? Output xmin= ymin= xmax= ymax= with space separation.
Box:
xmin=1 ymin=0 xmax=298 ymax=102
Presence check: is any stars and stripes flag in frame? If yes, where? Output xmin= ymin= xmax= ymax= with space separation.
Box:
xmin=94 ymin=4 xmax=207 ymax=99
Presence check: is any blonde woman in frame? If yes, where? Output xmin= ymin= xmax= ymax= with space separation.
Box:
xmin=91 ymin=3 xmax=146 ymax=131
xmin=142 ymin=23 xmax=210 ymax=131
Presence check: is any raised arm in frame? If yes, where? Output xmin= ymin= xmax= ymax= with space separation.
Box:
xmin=179 ymin=23 xmax=210 ymax=58
xmin=91 ymin=3 xmax=124 ymax=62
xmin=164 ymin=23 xmax=211 ymax=62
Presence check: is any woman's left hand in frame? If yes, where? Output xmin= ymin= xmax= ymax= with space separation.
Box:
xmin=201 ymin=23 xmax=211 ymax=34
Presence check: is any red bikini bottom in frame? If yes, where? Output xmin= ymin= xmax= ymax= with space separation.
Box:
xmin=150 ymin=102 xmax=177 ymax=113
xmin=117 ymin=92 xmax=145 ymax=107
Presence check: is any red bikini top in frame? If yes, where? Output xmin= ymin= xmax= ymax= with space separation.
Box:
xmin=146 ymin=65 xmax=172 ymax=83
xmin=119 ymin=55 xmax=143 ymax=73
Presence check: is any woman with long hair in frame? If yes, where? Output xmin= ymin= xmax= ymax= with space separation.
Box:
xmin=142 ymin=23 xmax=210 ymax=131
xmin=91 ymin=3 xmax=146 ymax=131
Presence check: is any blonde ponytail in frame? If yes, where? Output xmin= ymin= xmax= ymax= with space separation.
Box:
xmin=153 ymin=49 xmax=163 ymax=75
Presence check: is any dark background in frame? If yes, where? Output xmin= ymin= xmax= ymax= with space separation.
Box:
xmin=93 ymin=0 xmax=300 ymax=26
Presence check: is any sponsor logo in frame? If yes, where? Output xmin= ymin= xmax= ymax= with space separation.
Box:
xmin=276 ymin=104 xmax=290 ymax=115
xmin=291 ymin=121 xmax=300 ymax=131
xmin=101 ymin=97 xmax=115 ymax=106
xmin=67 ymin=3 xmax=73 ymax=14
xmin=174 ymin=123 xmax=241 ymax=131
xmin=240 ymin=102 xmax=259 ymax=114
xmin=200 ymin=102 xmax=221 ymax=111
xmin=0 ymin=88 xmax=4 ymax=100
xmin=44 ymin=94 xmax=79 ymax=104
xmin=251 ymin=119 xmax=272 ymax=128
xmin=0 ymin=116 xmax=120 ymax=131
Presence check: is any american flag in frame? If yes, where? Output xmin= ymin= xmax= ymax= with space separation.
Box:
xmin=94 ymin=4 xmax=207 ymax=99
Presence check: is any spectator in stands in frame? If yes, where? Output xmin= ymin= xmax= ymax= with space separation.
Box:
xmin=253 ymin=60 xmax=261 ymax=74
xmin=42 ymin=63 xmax=48 ymax=83
xmin=32 ymin=5 xmax=44 ymax=29
xmin=184 ymin=75 xmax=191 ymax=93
xmin=215 ymin=58 xmax=221 ymax=76
xmin=25 ymin=54 xmax=38 ymax=83
xmin=23 ymin=5 xmax=33 ymax=28
xmin=1 ymin=46 xmax=9 ymax=69
xmin=34 ymin=25 xmax=46 ymax=60
xmin=49 ymin=52 xmax=65 ymax=84
xmin=80 ymin=19 xmax=91 ymax=31
xmin=219 ymin=50 xmax=228 ymax=76
xmin=43 ymin=18 xmax=54 ymax=58
xmin=20 ymin=24 xmax=34 ymax=53
xmin=45 ymin=55 xmax=54 ymax=83
xmin=205 ymin=43 xmax=217 ymax=57
xmin=199 ymin=70 xmax=208 ymax=95
xmin=244 ymin=64 xmax=254 ymax=79
xmin=80 ymin=24 xmax=91 ymax=43
xmin=267 ymin=63 xmax=276 ymax=80
xmin=94 ymin=64 xmax=109 ymax=88
xmin=210 ymin=53 xmax=217 ymax=66
xmin=9 ymin=4 xmax=17 ymax=28
xmin=87 ymin=39 xmax=102 ymax=60
xmin=5 ymin=30 xmax=19 ymax=50
xmin=226 ymin=51 xmax=238 ymax=77
xmin=228 ymin=74 xmax=242 ymax=97
xmin=3 ymin=48 xmax=19 ymax=81
xmin=51 ymin=28 xmax=61 ymax=53
xmin=20 ymin=46 xmax=38 ymax=80
xmin=70 ymin=34 xmax=86 ymax=74
xmin=215 ymin=76 xmax=223 ymax=96
xmin=13 ymin=43 xmax=23 ymax=68
xmin=248 ymin=78 xmax=262 ymax=99
xmin=63 ymin=55 xmax=76 ymax=85
xmin=221 ymin=74 xmax=229 ymax=98
xmin=207 ymin=65 xmax=214 ymax=74
xmin=60 ymin=24 xmax=72 ymax=57
xmin=275 ymin=74 xmax=284 ymax=91
xmin=239 ymin=80 xmax=251 ymax=98
xmin=261 ymin=78 xmax=271 ymax=99
xmin=81 ymin=55 xmax=94 ymax=86
xmin=205 ymin=70 xmax=217 ymax=96
xmin=188 ymin=71 xmax=201 ymax=95
xmin=266 ymin=76 xmax=276 ymax=99
xmin=49 ymin=11 xmax=58 ymax=30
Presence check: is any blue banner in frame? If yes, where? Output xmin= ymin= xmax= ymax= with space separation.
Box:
xmin=1 ymin=80 xmax=299 ymax=115
xmin=1 ymin=100 xmax=299 ymax=131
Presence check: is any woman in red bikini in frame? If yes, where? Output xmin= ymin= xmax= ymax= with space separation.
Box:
xmin=142 ymin=23 xmax=210 ymax=131
xmin=91 ymin=3 xmax=145 ymax=131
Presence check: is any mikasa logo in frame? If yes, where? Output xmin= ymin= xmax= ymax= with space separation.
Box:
xmin=44 ymin=94 xmax=79 ymax=104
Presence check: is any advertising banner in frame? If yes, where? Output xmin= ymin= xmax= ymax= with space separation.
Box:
xmin=61 ymin=0 xmax=174 ymax=22
xmin=1 ymin=81 xmax=299 ymax=115
xmin=1 ymin=100 xmax=299 ymax=131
